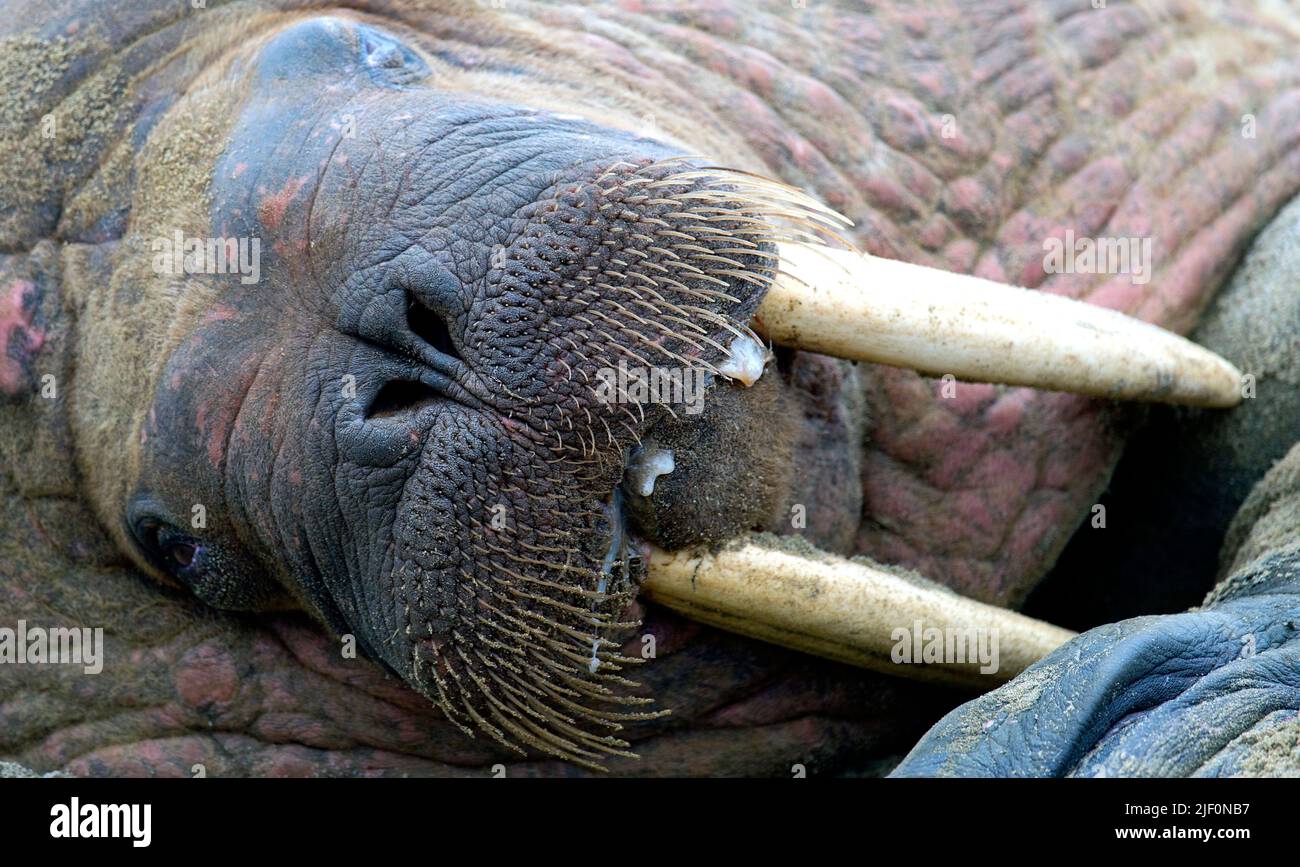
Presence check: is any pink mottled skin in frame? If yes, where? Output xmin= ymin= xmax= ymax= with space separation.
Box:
xmin=2 ymin=0 xmax=1300 ymax=776
xmin=557 ymin=0 xmax=1300 ymax=605
xmin=0 ymin=280 xmax=44 ymax=397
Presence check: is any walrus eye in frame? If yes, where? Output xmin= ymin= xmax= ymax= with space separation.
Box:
xmin=133 ymin=518 xmax=204 ymax=577
xmin=167 ymin=538 xmax=197 ymax=569
xmin=155 ymin=527 xmax=202 ymax=575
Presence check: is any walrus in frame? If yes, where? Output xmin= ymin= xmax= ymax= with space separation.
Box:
xmin=2 ymin=0 xmax=1298 ymax=775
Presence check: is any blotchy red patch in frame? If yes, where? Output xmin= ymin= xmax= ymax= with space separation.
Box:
xmin=0 ymin=279 xmax=44 ymax=397
xmin=256 ymin=174 xmax=310 ymax=232
xmin=175 ymin=640 xmax=240 ymax=710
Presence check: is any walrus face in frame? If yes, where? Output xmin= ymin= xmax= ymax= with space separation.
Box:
xmin=115 ymin=16 xmax=820 ymax=767
xmin=85 ymin=14 xmax=1243 ymax=771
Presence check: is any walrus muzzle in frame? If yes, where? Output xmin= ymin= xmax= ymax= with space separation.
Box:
xmin=625 ymin=170 xmax=1240 ymax=717
xmin=627 ymin=165 xmax=1241 ymax=743
xmin=381 ymin=161 xmax=1240 ymax=769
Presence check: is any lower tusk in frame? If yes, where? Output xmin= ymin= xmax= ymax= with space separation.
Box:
xmin=641 ymin=534 xmax=1075 ymax=687
xmin=753 ymin=242 xmax=1243 ymax=408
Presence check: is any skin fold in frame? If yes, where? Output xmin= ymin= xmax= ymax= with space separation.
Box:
xmin=1 ymin=0 xmax=1298 ymax=775
xmin=896 ymin=447 xmax=1300 ymax=777
xmin=1028 ymin=193 xmax=1300 ymax=627
xmin=896 ymin=189 xmax=1300 ymax=777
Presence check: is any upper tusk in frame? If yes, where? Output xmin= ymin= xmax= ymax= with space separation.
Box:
xmin=753 ymin=242 xmax=1243 ymax=408
xmin=641 ymin=534 xmax=1075 ymax=688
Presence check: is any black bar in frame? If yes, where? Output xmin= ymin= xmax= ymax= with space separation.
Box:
xmin=0 ymin=777 xmax=1283 ymax=852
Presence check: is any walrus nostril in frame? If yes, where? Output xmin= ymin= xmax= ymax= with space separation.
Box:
xmin=366 ymin=379 xmax=441 ymax=419
xmin=407 ymin=295 xmax=460 ymax=361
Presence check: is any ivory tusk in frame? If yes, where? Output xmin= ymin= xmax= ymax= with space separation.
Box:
xmin=753 ymin=242 xmax=1243 ymax=408
xmin=641 ymin=535 xmax=1076 ymax=688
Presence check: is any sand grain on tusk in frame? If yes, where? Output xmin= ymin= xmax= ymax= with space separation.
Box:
xmin=754 ymin=242 xmax=1243 ymax=408
xmin=642 ymin=534 xmax=1076 ymax=688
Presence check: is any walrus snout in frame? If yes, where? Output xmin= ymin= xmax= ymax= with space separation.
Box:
xmin=357 ymin=158 xmax=804 ymax=768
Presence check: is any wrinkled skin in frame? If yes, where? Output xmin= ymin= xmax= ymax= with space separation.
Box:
xmin=895 ymin=549 xmax=1300 ymax=776
xmin=1028 ymin=195 xmax=1300 ymax=627
xmin=896 ymin=448 xmax=1300 ymax=777
xmin=2 ymin=0 xmax=1300 ymax=775
xmin=897 ymin=192 xmax=1300 ymax=777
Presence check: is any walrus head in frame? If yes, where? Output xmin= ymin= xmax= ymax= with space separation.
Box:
xmin=68 ymin=14 xmax=1241 ymax=769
